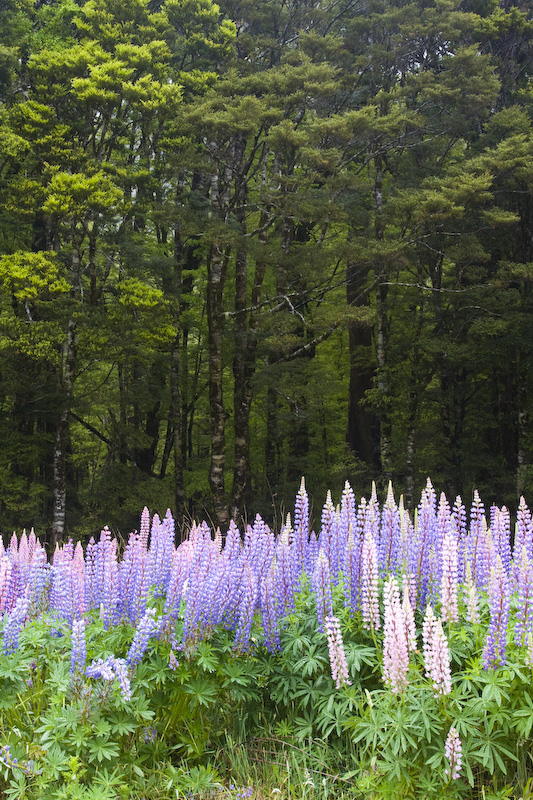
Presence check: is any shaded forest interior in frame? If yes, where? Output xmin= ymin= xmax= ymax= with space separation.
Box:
xmin=0 ymin=0 xmax=532 ymax=544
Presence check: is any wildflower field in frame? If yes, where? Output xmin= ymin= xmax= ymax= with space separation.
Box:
xmin=1 ymin=478 xmax=533 ymax=800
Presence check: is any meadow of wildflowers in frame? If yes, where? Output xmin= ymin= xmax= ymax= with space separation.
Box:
xmin=1 ymin=477 xmax=533 ymax=799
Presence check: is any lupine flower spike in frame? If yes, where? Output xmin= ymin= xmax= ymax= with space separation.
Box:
xmin=444 ymin=726 xmax=462 ymax=781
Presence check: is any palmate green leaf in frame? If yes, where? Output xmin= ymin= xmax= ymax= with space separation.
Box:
xmin=87 ymin=739 xmax=120 ymax=764
xmin=42 ymin=744 xmax=70 ymax=777
xmin=195 ymin=641 xmax=218 ymax=673
xmin=106 ymin=711 xmax=137 ymax=737
xmin=183 ymin=676 xmax=218 ymax=708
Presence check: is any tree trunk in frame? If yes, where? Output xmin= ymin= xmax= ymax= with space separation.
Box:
xmin=346 ymin=260 xmax=378 ymax=469
xmin=52 ymin=312 xmax=77 ymax=547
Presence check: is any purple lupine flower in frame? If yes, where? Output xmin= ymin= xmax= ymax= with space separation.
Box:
xmin=0 ymin=557 xmax=12 ymax=613
xmin=422 ymin=605 xmax=452 ymax=696
xmin=274 ymin=522 xmax=297 ymax=616
xmin=245 ymin=515 xmax=275 ymax=580
xmin=86 ymin=657 xmax=115 ymax=681
xmin=86 ymin=656 xmax=131 ymax=700
xmin=340 ymin=481 xmax=356 ymax=576
xmin=84 ymin=537 xmax=97 ymax=611
xmin=182 ymin=539 xmax=218 ymax=641
xmin=465 ymin=490 xmax=489 ymax=589
xmin=311 ymin=548 xmax=333 ymax=633
xmin=325 ymin=615 xmax=351 ymax=688
xmin=233 ymin=565 xmax=258 ymax=651
xmin=491 ymin=506 xmax=512 ymax=577
xmin=99 ymin=530 xmax=119 ymax=629
xmin=293 ymin=478 xmax=310 ymax=575
xmin=382 ymin=576 xmax=409 ymax=693
xmin=26 ymin=546 xmax=49 ymax=608
xmin=49 ymin=550 xmax=73 ymax=624
xmin=515 ymin=547 xmax=533 ymax=648
xmin=2 ymin=558 xmax=22 ymax=614
xmin=161 ymin=543 xmax=194 ymax=631
xmin=260 ymin=566 xmax=282 ymax=652
xmin=343 ymin=529 xmax=361 ymax=615
xmin=320 ymin=491 xmax=340 ymax=581
xmin=440 ymin=528 xmax=459 ymax=624
xmin=70 ymin=619 xmax=86 ymax=674
xmin=139 ymin=506 xmax=150 ymax=551
xmin=452 ymin=496 xmax=467 ymax=584
xmin=483 ymin=554 xmax=510 ymax=670
xmin=414 ymin=481 xmax=438 ymax=609
xmin=3 ymin=593 xmax=29 ymax=655
xmin=361 ymin=530 xmax=380 ymax=631
xmin=149 ymin=511 xmax=175 ymax=598
xmin=444 ymin=726 xmax=462 ymax=781
xmin=111 ymin=657 xmax=132 ymax=701
xmin=126 ymin=608 xmax=159 ymax=667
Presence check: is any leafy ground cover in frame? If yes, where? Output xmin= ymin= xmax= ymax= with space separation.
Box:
xmin=1 ymin=479 xmax=533 ymax=799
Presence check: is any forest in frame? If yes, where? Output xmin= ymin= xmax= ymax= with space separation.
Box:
xmin=0 ymin=0 xmax=531 ymax=544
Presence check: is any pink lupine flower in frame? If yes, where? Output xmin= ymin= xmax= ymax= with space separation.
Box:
xmin=169 ymin=650 xmax=179 ymax=671
xmin=325 ymin=615 xmax=351 ymax=688
xmin=382 ymin=576 xmax=409 ymax=693
xmin=444 ymin=726 xmax=462 ymax=781
xmin=423 ymin=605 xmax=452 ymax=696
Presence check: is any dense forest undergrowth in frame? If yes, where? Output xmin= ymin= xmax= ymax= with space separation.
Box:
xmin=0 ymin=0 xmax=532 ymax=544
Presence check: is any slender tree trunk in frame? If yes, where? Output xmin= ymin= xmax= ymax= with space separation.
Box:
xmin=372 ymin=152 xmax=392 ymax=482
xmin=207 ymin=147 xmax=232 ymax=529
xmin=52 ymin=238 xmax=80 ymax=547
xmin=346 ymin=260 xmax=378 ymax=469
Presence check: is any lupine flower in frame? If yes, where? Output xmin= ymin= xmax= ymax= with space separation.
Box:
xmin=464 ymin=561 xmax=480 ymax=624
xmin=126 ymin=608 xmax=160 ymax=667
xmin=340 ymin=480 xmax=357 ymax=575
xmin=379 ymin=482 xmax=400 ymax=576
xmin=361 ymin=531 xmax=380 ymax=631
xmin=260 ymin=567 xmax=281 ymax=652
xmin=483 ymin=554 xmax=510 ymax=670
xmin=86 ymin=656 xmax=131 ymax=700
xmin=514 ymin=497 xmax=533 ymax=566
xmin=382 ymin=576 xmax=409 ymax=693
xmin=402 ymin=582 xmax=416 ymax=651
xmin=86 ymin=656 xmax=116 ymax=681
xmin=440 ymin=529 xmax=459 ymax=623
xmin=444 ymin=726 xmax=462 ymax=781
xmin=311 ymin=548 xmax=333 ymax=633
xmin=422 ymin=605 xmax=452 ymax=696
xmin=169 ymin=650 xmax=179 ymax=670
xmin=3 ymin=593 xmax=29 ymax=655
xmin=233 ymin=565 xmax=258 ymax=651
xmin=320 ymin=490 xmax=339 ymax=580
xmin=515 ymin=547 xmax=533 ymax=649
xmin=141 ymin=726 xmax=157 ymax=744
xmin=111 ymin=657 xmax=132 ymax=701
xmin=293 ymin=478 xmax=310 ymax=575
xmin=325 ymin=615 xmax=351 ymax=688
xmin=70 ymin=619 xmax=86 ymax=674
